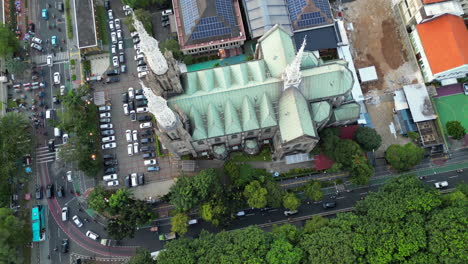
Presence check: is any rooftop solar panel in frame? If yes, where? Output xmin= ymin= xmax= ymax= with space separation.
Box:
xmin=286 ymin=0 xmax=307 ymax=22
xmin=216 ymin=0 xmax=236 ymax=26
xmin=181 ymin=0 xmax=200 ymax=35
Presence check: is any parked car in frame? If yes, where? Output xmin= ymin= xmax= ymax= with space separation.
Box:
xmin=132 ymin=130 xmax=138 ymax=141
xmin=142 ymin=152 xmax=155 ymax=159
xmin=47 ymin=55 xmax=53 ymax=67
xmin=112 ymin=56 xmax=119 ymax=67
xmin=98 ymin=105 xmax=111 ymax=112
xmin=103 ymin=159 xmax=118 ymax=166
xmin=119 ymin=53 xmax=125 ymax=63
xmin=463 ymin=83 xmax=468 ymax=95
xmin=66 ymin=171 xmax=72 ymax=182
xmin=117 ymin=29 xmax=122 ymax=40
xmin=130 ymin=110 xmax=137 ymax=121
xmin=141 ymin=137 xmax=154 ymax=144
xmin=106 ymin=77 xmax=120 ymax=83
xmin=102 ymin=142 xmax=117 ymax=149
xmin=125 ymin=176 xmax=131 ymax=187
xmin=121 ymin=64 xmax=127 ymax=73
xmin=107 ymin=69 xmax=119 ymax=76
xmin=128 ymin=87 xmax=135 ymax=99
xmin=144 ymin=159 xmax=157 ymax=166
xmin=133 ymin=143 xmax=139 ymax=154
xmin=103 ymin=174 xmax=118 ymax=181
xmin=111 ymin=32 xmax=117 ymax=43
xmin=137 ymin=115 xmax=151 ymax=122
xmin=136 ymin=107 xmax=148 ymax=113
xmin=115 ymin=19 xmax=121 ymax=30
xmin=101 ymin=130 xmax=115 ymax=136
xmin=108 ymin=9 xmax=113 ymax=20
xmin=138 ymin=173 xmax=145 ymax=185
xmin=31 ymin=43 xmax=43 ymax=52
xmin=148 ymin=166 xmax=160 ymax=172
xmin=86 ymin=231 xmax=99 ymax=240
xmin=107 ymin=180 xmax=119 ymax=187
xmin=72 ymin=215 xmax=83 ymax=228
xmin=141 ymin=129 xmax=153 ymax=136
xmin=121 ymin=92 xmax=128 ymax=103
xmin=53 ymin=72 xmax=61 ymax=84
xmin=104 ymin=167 xmax=117 ymax=174
xmin=99 ymin=112 xmax=111 ymax=118
xmin=109 ymin=20 xmax=114 ymax=31
xmin=100 ymin=118 xmax=111 ymax=123
xmin=56 ymin=186 xmax=64 ymax=198
xmin=118 ymin=40 xmax=124 ymax=50
xmin=103 ymin=154 xmax=116 ymax=160
xmin=102 ymin=136 xmax=116 ymax=143
xmin=322 ymin=201 xmax=336 ymax=209
xmin=123 ymin=104 xmax=129 ymax=115
xmin=140 ymin=122 xmax=152 ymax=128
xmin=127 ymin=144 xmax=133 ymax=156
xmin=162 ymin=9 xmax=173 ymax=16
xmin=100 ymin=124 xmax=114 ymax=130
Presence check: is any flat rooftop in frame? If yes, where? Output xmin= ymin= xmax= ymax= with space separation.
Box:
xmin=293 ymin=23 xmax=341 ymax=51
xmin=74 ymin=0 xmax=97 ymax=48
xmin=403 ymin=84 xmax=436 ymax=123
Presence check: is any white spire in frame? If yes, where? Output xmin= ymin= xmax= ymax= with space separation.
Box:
xmin=140 ymin=81 xmax=177 ymax=129
xmin=132 ymin=14 xmax=168 ymax=75
xmin=282 ymin=37 xmax=306 ymax=91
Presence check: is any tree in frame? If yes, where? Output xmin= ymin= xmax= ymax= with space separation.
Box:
xmin=108 ymin=189 xmax=132 ymax=214
xmin=169 ymin=176 xmax=198 ymax=211
xmin=283 ymin=193 xmax=300 ymax=211
xmin=354 ymin=127 xmax=382 ymax=151
xmin=199 ymin=197 xmax=229 ymax=227
xmin=385 ymin=143 xmax=424 ymax=171
xmin=129 ymin=248 xmax=155 ymax=264
xmin=124 ymin=16 xmax=136 ymax=32
xmin=171 ymin=213 xmax=189 ymax=235
xmin=334 ymin=139 xmax=363 ymax=168
xmin=0 ymin=208 xmax=29 ymax=263
xmin=303 ymin=215 xmax=329 ymax=233
xmin=191 ymin=169 xmax=221 ymax=201
xmin=304 ymin=181 xmax=323 ymax=201
xmin=0 ymin=24 xmax=19 ymax=58
xmin=265 ymin=180 xmax=284 ymax=208
xmin=446 ymin=121 xmax=466 ymax=140
xmin=349 ymin=155 xmax=373 ymax=185
xmin=4 ymin=58 xmax=29 ymax=75
xmin=87 ymin=186 xmax=110 ymax=213
xmin=266 ymin=239 xmax=303 ymax=264
xmin=319 ymin=128 xmax=341 ymax=159
xmin=107 ymin=218 xmax=135 ymax=240
xmin=407 ymin=131 xmax=420 ymax=141
xmin=272 ymin=224 xmax=301 ymax=244
xmin=244 ymin=180 xmax=268 ymax=208
xmin=160 ymin=39 xmax=183 ymax=61
xmin=134 ymin=9 xmax=153 ymax=36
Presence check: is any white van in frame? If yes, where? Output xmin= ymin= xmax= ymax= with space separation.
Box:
xmin=86 ymin=231 xmax=99 ymax=240
xmin=61 ymin=207 xmax=69 ymax=221
xmin=46 ymin=109 xmax=54 ymax=120
xmin=54 ymin=127 xmax=61 ymax=137
xmin=103 ymin=174 xmax=118 ymax=181
xmin=32 ymin=37 xmax=42 ymax=44
xmin=130 ymin=173 xmax=138 ymax=187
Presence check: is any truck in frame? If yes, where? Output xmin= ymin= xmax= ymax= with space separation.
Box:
xmin=159 ymin=232 xmax=176 ymax=241
xmin=100 ymin=239 xmax=117 ymax=246
xmin=434 ymin=181 xmax=448 ymax=189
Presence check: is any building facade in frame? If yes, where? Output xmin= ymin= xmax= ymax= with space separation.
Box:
xmin=397 ymin=0 xmax=464 ymax=28
xmin=143 ymin=25 xmax=360 ymax=161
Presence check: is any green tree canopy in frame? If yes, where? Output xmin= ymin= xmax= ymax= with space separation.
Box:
xmin=446 ymin=121 xmax=466 ymax=140
xmin=334 ymin=139 xmax=363 ymax=168
xmin=0 ymin=24 xmax=19 ymax=58
xmin=87 ymin=186 xmax=111 ymax=213
xmin=304 ymin=181 xmax=323 ymax=201
xmin=171 ymin=213 xmax=189 ymax=235
xmin=349 ymin=155 xmax=374 ymax=185
xmin=0 ymin=208 xmax=30 ymax=263
xmin=303 ymin=215 xmax=329 ymax=233
xmin=129 ymin=248 xmax=155 ymax=264
xmin=107 ymin=218 xmax=134 ymax=240
xmin=354 ymin=127 xmax=382 ymax=151
xmin=266 ymin=239 xmax=303 ymax=264
xmin=108 ymin=189 xmax=132 ymax=214
xmin=134 ymin=9 xmax=153 ymax=36
xmin=283 ymin=193 xmax=300 ymax=211
xmin=244 ymin=180 xmax=268 ymax=208
xmin=385 ymin=143 xmax=424 ymax=171
xmin=160 ymin=39 xmax=184 ymax=61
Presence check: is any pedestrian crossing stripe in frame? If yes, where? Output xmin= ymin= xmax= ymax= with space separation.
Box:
xmin=33 ymin=52 xmax=69 ymax=64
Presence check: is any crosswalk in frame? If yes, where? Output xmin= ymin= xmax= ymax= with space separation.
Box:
xmin=33 ymin=52 xmax=69 ymax=64
xmin=35 ymin=144 xmax=64 ymax=164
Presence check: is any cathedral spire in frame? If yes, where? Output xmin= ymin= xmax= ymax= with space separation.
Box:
xmin=140 ymin=81 xmax=177 ymax=129
xmin=282 ymin=38 xmax=306 ymax=91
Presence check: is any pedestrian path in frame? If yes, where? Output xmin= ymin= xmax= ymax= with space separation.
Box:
xmin=35 ymin=144 xmax=64 ymax=164
xmin=33 ymin=52 xmax=69 ymax=64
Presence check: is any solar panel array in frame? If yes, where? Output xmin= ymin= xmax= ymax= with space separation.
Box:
xmin=313 ymin=0 xmax=332 ymax=19
xmin=287 ymin=0 xmax=332 ymax=29
xmin=191 ymin=16 xmax=232 ymax=40
xmin=286 ymin=0 xmax=307 ymax=23
xmin=216 ymin=0 xmax=236 ymax=26
xmin=297 ymin=17 xmax=326 ymax=28
xmin=181 ymin=0 xmax=200 ymax=35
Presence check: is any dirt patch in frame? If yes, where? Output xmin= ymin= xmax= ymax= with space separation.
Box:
xmin=380 ymin=19 xmax=405 ymax=70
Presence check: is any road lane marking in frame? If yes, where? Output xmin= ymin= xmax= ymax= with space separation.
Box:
xmin=449 ymin=175 xmax=458 ymax=178
xmin=427 ymin=179 xmax=435 ymax=182
xmin=359 ymin=192 xmax=367 ymax=195
xmin=336 ymin=196 xmax=345 ymax=199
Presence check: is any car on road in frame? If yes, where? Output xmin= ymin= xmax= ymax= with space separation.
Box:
xmin=98 ymin=105 xmax=111 ymax=112
xmin=51 ymin=36 xmax=57 ymax=46
xmin=143 ymin=153 xmax=155 ymax=159
xmin=53 ymin=72 xmax=60 ymax=84
xmin=104 ymin=167 xmax=117 ymax=174
xmin=148 ymin=166 xmax=160 ymax=172
xmin=144 ymin=159 xmax=157 ymax=166
xmin=107 ymin=180 xmax=119 ymax=187
xmin=47 ymin=55 xmax=53 ymax=67
xmin=434 ymin=181 xmax=448 ymax=189
xmin=46 ymin=184 xmax=54 ymax=199
xmin=322 ymin=201 xmax=336 ymax=209
xmin=103 ymin=174 xmax=118 ymax=181
xmin=136 ymin=107 xmax=148 ymax=113
xmin=35 ymin=186 xmax=42 ymax=199
xmin=41 ymin=9 xmax=48 ymax=19
xmin=60 ymin=85 xmax=66 ymax=96
xmin=130 ymin=110 xmax=137 ymax=122
xmin=60 ymin=239 xmax=69 ymax=253
xmin=236 ymin=211 xmax=245 ymax=217
xmin=99 ymin=112 xmax=111 ymax=118
xmin=133 ymin=143 xmax=139 ymax=154
xmin=86 ymin=231 xmax=99 ymax=240
xmin=115 ymin=19 xmax=121 ymax=30
xmin=102 ymin=142 xmax=117 ymax=150
xmin=284 ymin=210 xmax=299 ymax=216
xmin=102 ymin=136 xmax=115 ymax=143
xmin=101 ymin=130 xmax=115 ymax=136
xmin=61 ymin=207 xmax=69 ymax=221
xmin=463 ymin=83 xmax=468 ymax=95
xmin=57 ymin=186 xmax=64 ymax=198
xmin=30 ymin=43 xmax=43 ymax=52
xmin=127 ymin=144 xmax=133 ymax=156
xmin=72 ymin=215 xmax=83 ymax=228
xmin=132 ymin=130 xmax=138 ymax=141
xmin=140 ymin=122 xmax=152 ymax=129
xmin=112 ymin=56 xmax=119 ymax=67
xmin=108 ymin=9 xmax=113 ymax=20
xmin=62 ymin=133 xmax=69 ymax=144
xmin=32 ymin=37 xmax=42 ymax=44
xmin=66 ymin=171 xmax=72 ymax=182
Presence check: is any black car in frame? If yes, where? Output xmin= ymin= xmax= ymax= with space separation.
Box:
xmin=101 ymin=130 xmax=115 ymax=136
xmin=125 ymin=176 xmax=131 ymax=188
xmin=137 ymin=115 xmax=151 ymax=122
xmin=143 ymin=153 xmax=156 ymax=159
xmin=35 ymin=186 xmax=42 ymax=200
xmin=46 ymin=184 xmax=54 ymax=199
xmin=56 ymin=186 xmax=64 ymax=198
xmin=121 ymin=92 xmax=128 ymax=103
xmin=130 ymin=111 xmax=136 ymax=121
xmin=103 ymin=154 xmax=116 ymax=160
xmin=100 ymin=118 xmax=111 ymax=123
xmin=137 ymin=59 xmax=146 ymax=67
xmin=48 ymin=139 xmax=55 ymax=152
xmin=135 ymin=89 xmax=143 ymax=95
xmin=60 ymin=239 xmax=69 ymax=253
xmin=141 ymin=138 xmax=154 ymax=144
xmin=106 ymin=69 xmax=119 ymax=76
xmin=141 ymin=129 xmax=153 ymax=136
xmin=53 ymin=96 xmax=60 ymax=104
xmin=103 ymin=160 xmax=118 ymax=166
xmin=105 ymin=0 xmax=110 ymax=10
xmin=105 ymin=77 xmax=120 ymax=83
xmin=104 ymin=167 xmax=117 ymax=174
xmin=322 ymin=201 xmax=336 ymax=209
xmin=128 ymin=101 xmax=134 ymax=111
xmin=135 ymin=100 xmax=148 ymax=108
xmin=58 ymin=2 xmax=64 ymax=12
xmin=29 ymin=22 xmax=35 ymax=32
xmin=140 ymin=146 xmax=155 ymax=152
xmin=138 ymin=173 xmax=145 ymax=185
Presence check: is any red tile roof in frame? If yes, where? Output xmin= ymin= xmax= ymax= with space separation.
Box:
xmin=422 ymin=0 xmax=448 ymax=4
xmin=416 ymin=14 xmax=468 ymax=75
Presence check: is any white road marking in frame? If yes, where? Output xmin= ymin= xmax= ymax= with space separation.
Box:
xmin=336 ymin=196 xmax=345 ymax=199
xmin=427 ymin=179 xmax=436 ymax=182
xmin=449 ymin=175 xmax=458 ymax=178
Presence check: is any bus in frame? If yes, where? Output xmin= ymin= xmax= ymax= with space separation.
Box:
xmin=31 ymin=205 xmax=46 ymax=242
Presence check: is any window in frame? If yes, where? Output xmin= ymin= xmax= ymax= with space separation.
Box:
xmin=264 ymin=128 xmax=271 ymax=133
xmin=197 ymin=141 xmax=204 ymax=146
xmin=247 ymin=131 xmax=254 ymax=136
xmin=215 ymin=138 xmax=221 ymax=142
xmin=231 ymin=134 xmax=238 ymax=139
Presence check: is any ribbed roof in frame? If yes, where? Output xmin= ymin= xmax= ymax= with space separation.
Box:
xmin=332 ymin=103 xmax=361 ymax=122
xmin=259 ymin=93 xmax=277 ymax=127
xmin=207 ymin=104 xmax=224 ymax=138
xmin=189 ymin=107 xmax=207 ymax=140
xmin=258 ymin=25 xmax=296 ymax=78
xmin=224 ymin=100 xmax=242 ymax=134
xmin=311 ymin=101 xmax=331 ymax=123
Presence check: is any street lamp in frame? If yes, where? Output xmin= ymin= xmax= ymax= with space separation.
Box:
xmin=91 ymin=154 xmax=96 ymax=160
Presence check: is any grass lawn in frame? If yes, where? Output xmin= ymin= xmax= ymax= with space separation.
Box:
xmin=229 ymin=147 xmax=272 ymax=162
xmin=433 ymin=94 xmax=468 ymax=134
xmin=95 ymin=5 xmax=108 ymax=45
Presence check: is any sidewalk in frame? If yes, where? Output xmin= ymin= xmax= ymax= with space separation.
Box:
xmin=65 ymin=0 xmax=82 ymax=89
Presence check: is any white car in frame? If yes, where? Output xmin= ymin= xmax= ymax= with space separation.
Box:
xmin=111 ymin=32 xmax=117 ymax=44
xmin=138 ymin=71 xmax=148 ymax=78
xmin=130 ymin=31 xmax=139 ymax=38
xmin=162 ymin=9 xmax=173 ymax=16
xmin=108 ymin=9 xmax=113 ymax=20
xmin=118 ymin=40 xmax=124 ymax=50
xmin=137 ymin=66 xmax=148 ymax=73
xmin=135 ymin=48 xmax=142 ymax=55
xmin=61 ymin=207 xmax=69 ymax=221
xmin=98 ymin=105 xmax=111 ymax=112
xmin=111 ymin=45 xmax=117 ymax=54
xmin=62 ymin=133 xmax=69 ymax=144
xmin=102 ymin=136 xmax=115 ymax=143
xmin=60 ymin=85 xmax=65 ymax=96
xmin=47 ymin=55 xmax=53 ymax=67
xmin=67 ymin=171 xmax=72 ymax=182
xmin=127 ymin=144 xmax=133 ymax=156
xmin=188 ymin=219 xmax=198 ymax=225
xmin=136 ymin=107 xmax=148 ymax=113
xmin=128 ymin=87 xmax=135 ymax=100
xmin=125 ymin=130 xmax=132 ymax=142
xmin=86 ymin=231 xmax=99 ymax=240
xmin=112 ymin=56 xmax=119 ymax=67
xmin=132 ymin=130 xmax=138 ymax=141
xmin=134 ymin=54 xmax=144 ymax=61
xmin=100 ymin=124 xmax=113 ymax=130
xmin=103 ymin=174 xmax=118 ymax=181
xmin=107 ymin=180 xmax=119 ymax=186
xmin=140 ymin=122 xmax=152 ymax=129
xmin=72 ymin=215 xmax=83 ymax=228
xmin=117 ymin=30 xmax=122 ymax=40
xmin=123 ymin=103 xmax=129 ymax=115
xmin=434 ymin=181 xmax=448 ymax=189
xmin=133 ymin=143 xmax=139 ymax=154
xmin=102 ymin=142 xmax=117 ymax=149
xmin=53 ymin=72 xmax=60 ymax=84
xmin=109 ymin=20 xmax=114 ymax=31
xmin=115 ymin=19 xmax=121 ymax=30
xmin=99 ymin=112 xmax=111 ymax=118
xmin=144 ymin=159 xmax=157 ymax=166
xmin=134 ymin=43 xmax=141 ymax=50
